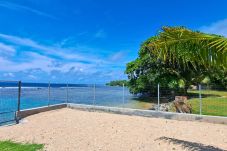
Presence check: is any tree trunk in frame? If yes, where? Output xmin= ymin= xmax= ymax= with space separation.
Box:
xmin=184 ymin=83 xmax=190 ymax=95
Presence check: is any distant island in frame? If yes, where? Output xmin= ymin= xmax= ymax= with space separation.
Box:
xmin=106 ymin=80 xmax=128 ymax=87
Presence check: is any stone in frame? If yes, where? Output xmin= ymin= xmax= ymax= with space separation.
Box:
xmin=175 ymin=96 xmax=187 ymax=103
xmin=150 ymin=103 xmax=171 ymax=112
xmin=173 ymin=96 xmax=192 ymax=113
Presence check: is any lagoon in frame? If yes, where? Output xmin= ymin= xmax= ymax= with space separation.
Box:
xmin=0 ymin=83 xmax=152 ymax=124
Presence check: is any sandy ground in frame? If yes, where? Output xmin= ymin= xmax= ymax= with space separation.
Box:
xmin=0 ymin=108 xmax=227 ymax=151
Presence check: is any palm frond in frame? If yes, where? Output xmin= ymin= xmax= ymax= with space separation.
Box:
xmin=148 ymin=27 xmax=227 ymax=69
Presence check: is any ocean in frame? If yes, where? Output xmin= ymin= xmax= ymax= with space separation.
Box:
xmin=0 ymin=82 xmax=142 ymax=124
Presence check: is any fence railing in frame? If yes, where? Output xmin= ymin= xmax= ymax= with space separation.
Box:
xmin=157 ymin=84 xmax=227 ymax=117
xmin=0 ymin=81 xmax=227 ymax=125
xmin=0 ymin=81 xmax=21 ymax=125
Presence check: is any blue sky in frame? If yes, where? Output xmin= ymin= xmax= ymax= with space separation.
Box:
xmin=0 ymin=0 xmax=227 ymax=83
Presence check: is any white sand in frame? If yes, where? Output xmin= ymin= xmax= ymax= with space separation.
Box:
xmin=0 ymin=108 xmax=226 ymax=151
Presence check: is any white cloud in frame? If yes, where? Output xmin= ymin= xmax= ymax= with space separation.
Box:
xmin=0 ymin=1 xmax=57 ymax=20
xmin=0 ymin=33 xmax=128 ymax=83
xmin=0 ymin=50 xmax=100 ymax=75
xmin=0 ymin=33 xmax=101 ymax=63
xmin=28 ymin=74 xmax=37 ymax=79
xmin=94 ymin=29 xmax=106 ymax=38
xmin=0 ymin=42 xmax=15 ymax=55
xmin=0 ymin=52 xmax=127 ymax=82
xmin=0 ymin=54 xmax=52 ymax=73
xmin=110 ymin=51 xmax=126 ymax=61
xmin=51 ymin=75 xmax=56 ymax=79
xmin=3 ymin=72 xmax=15 ymax=78
xmin=200 ymin=18 xmax=227 ymax=37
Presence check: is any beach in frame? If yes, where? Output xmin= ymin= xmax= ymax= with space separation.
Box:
xmin=0 ymin=108 xmax=226 ymax=151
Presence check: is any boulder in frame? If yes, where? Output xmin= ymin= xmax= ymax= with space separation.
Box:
xmin=150 ymin=103 xmax=171 ymax=112
xmin=175 ymin=96 xmax=187 ymax=103
xmin=173 ymin=96 xmax=192 ymax=113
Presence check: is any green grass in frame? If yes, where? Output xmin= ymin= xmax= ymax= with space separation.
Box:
xmin=188 ymin=90 xmax=227 ymax=116
xmin=0 ymin=140 xmax=43 ymax=151
xmin=122 ymin=89 xmax=227 ymax=116
xmin=188 ymin=89 xmax=227 ymax=97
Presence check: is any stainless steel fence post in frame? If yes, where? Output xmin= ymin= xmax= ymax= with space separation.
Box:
xmin=158 ymin=83 xmax=160 ymax=111
xmin=16 ymin=81 xmax=21 ymax=124
xmin=66 ymin=83 xmax=69 ymax=104
xmin=123 ymin=83 xmax=125 ymax=107
xmin=17 ymin=81 xmax=21 ymax=112
xmin=48 ymin=82 xmax=50 ymax=106
xmin=93 ymin=84 xmax=96 ymax=105
xmin=199 ymin=84 xmax=202 ymax=115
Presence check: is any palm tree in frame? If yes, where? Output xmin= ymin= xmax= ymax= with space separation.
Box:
xmin=147 ymin=27 xmax=227 ymax=69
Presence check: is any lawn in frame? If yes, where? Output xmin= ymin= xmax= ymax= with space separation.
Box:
xmin=188 ymin=90 xmax=227 ymax=116
xmin=0 ymin=140 xmax=43 ymax=151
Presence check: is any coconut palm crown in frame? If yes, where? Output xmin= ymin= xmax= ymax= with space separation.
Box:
xmin=147 ymin=27 xmax=227 ymax=69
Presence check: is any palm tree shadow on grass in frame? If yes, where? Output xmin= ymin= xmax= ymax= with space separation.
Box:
xmin=156 ymin=136 xmax=225 ymax=151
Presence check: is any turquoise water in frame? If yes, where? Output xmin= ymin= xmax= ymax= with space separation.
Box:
xmin=0 ymin=85 xmax=137 ymax=124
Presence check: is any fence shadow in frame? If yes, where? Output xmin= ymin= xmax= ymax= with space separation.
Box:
xmin=157 ymin=136 xmax=225 ymax=151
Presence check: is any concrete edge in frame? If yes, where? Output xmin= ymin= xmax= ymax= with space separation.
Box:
xmin=67 ymin=103 xmax=227 ymax=124
xmin=15 ymin=103 xmax=227 ymax=125
xmin=17 ymin=103 xmax=67 ymax=119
